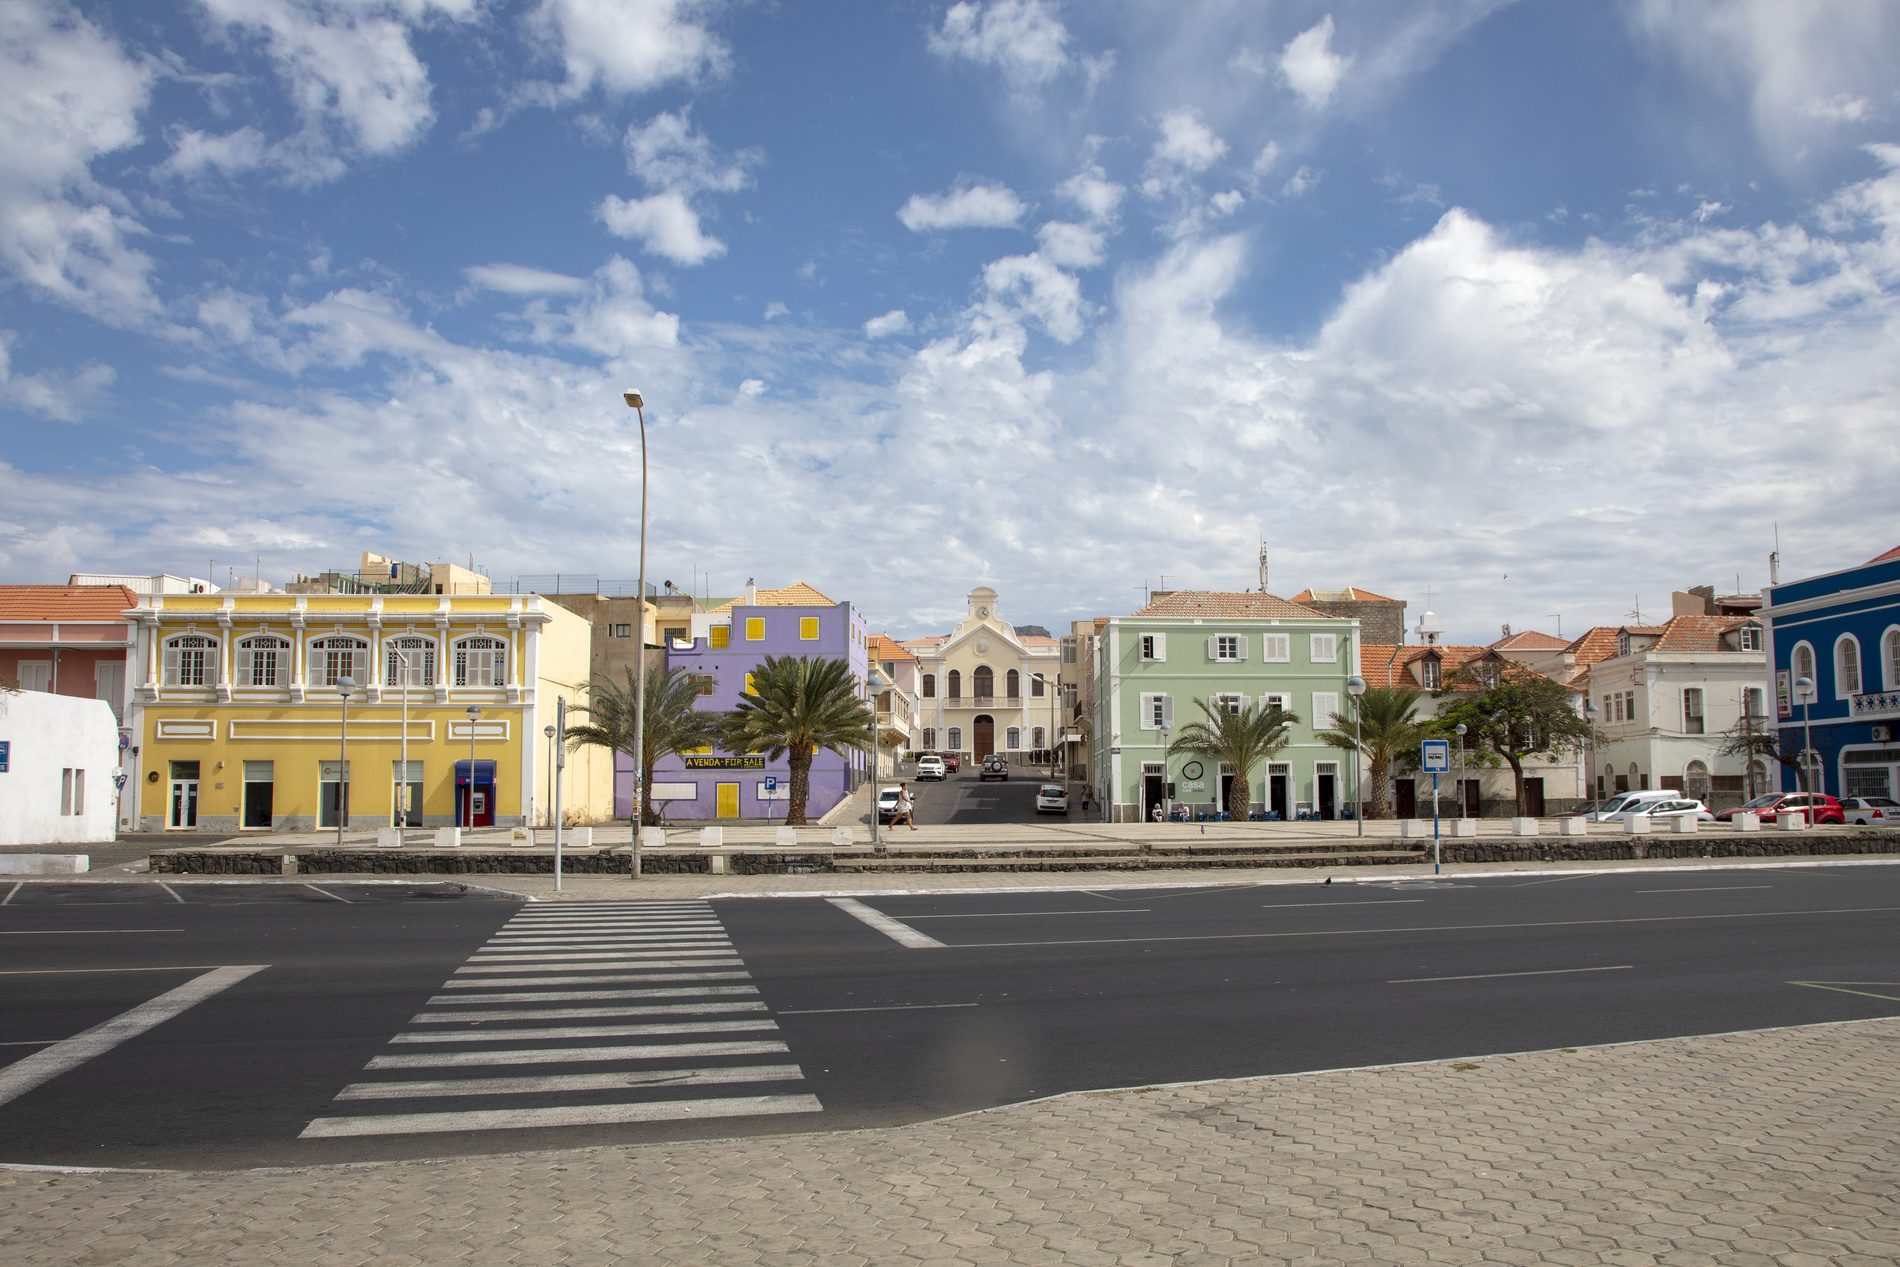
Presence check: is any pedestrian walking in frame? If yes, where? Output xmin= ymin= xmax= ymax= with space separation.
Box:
xmin=893 ymin=782 xmax=917 ymax=830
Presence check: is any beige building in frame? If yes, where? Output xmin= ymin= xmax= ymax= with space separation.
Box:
xmin=901 ymin=587 xmax=1061 ymax=764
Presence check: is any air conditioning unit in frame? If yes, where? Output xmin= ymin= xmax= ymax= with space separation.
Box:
xmin=1874 ymin=724 xmax=1892 ymax=742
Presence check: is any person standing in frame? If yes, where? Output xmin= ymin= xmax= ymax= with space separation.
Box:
xmin=893 ymin=782 xmax=917 ymax=831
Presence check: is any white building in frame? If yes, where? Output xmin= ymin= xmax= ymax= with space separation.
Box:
xmin=900 ymin=587 xmax=1062 ymax=765
xmin=0 ymin=689 xmax=121 ymax=845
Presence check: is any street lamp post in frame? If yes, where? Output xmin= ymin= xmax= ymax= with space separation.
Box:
xmin=624 ymin=389 xmax=650 ymax=880
xmin=1346 ymin=676 xmax=1366 ymax=837
xmin=1585 ymin=701 xmax=1600 ymax=809
xmin=386 ymin=644 xmax=413 ymax=848
xmin=1454 ymin=723 xmax=1467 ymax=820
xmin=1795 ymin=675 xmax=1816 ymax=797
xmin=335 ymin=675 xmax=356 ymax=847
xmin=544 ymin=725 xmax=556 ymax=829
xmin=465 ymin=705 xmax=482 ymax=831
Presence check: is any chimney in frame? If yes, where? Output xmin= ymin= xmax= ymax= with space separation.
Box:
xmin=745 ymin=578 xmax=757 ymax=607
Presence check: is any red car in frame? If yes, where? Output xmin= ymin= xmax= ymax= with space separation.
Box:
xmin=943 ymin=754 xmax=961 ymax=773
xmin=1714 ymin=792 xmax=1844 ymax=825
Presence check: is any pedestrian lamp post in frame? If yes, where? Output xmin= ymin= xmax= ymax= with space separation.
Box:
xmin=335 ymin=675 xmax=356 ymax=847
xmin=386 ymin=644 xmax=415 ymax=848
xmin=1346 ymin=676 xmax=1366 ymax=837
xmin=1454 ymin=724 xmax=1467 ymax=818
xmin=1160 ymin=725 xmax=1172 ymax=820
xmin=544 ymin=725 xmax=556 ymax=829
xmin=465 ymin=705 xmax=482 ymax=830
xmin=624 ymin=389 xmax=651 ymax=880
xmin=1585 ymin=701 xmax=1600 ymax=806
xmin=867 ymin=663 xmax=889 ymax=851
xmin=1795 ymin=675 xmax=1816 ymax=796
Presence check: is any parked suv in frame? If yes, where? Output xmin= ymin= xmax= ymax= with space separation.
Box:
xmin=1714 ymin=793 xmax=1845 ymax=824
xmin=979 ymin=754 xmax=1010 ymax=781
xmin=915 ymin=754 xmax=947 ymax=781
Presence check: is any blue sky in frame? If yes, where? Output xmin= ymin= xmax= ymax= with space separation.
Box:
xmin=2 ymin=0 xmax=1897 ymax=641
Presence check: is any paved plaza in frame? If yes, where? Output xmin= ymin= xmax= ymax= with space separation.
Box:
xmin=4 ymin=1013 xmax=1896 ymax=1265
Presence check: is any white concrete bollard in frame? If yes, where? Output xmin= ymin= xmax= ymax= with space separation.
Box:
xmin=1623 ymin=816 xmax=1652 ymax=834
xmin=708 ymin=853 xmax=728 ymax=874
xmin=1511 ymin=817 xmax=1539 ymax=836
xmin=831 ymin=826 xmax=856 ymax=848
xmin=1777 ymin=811 xmax=1806 ymax=831
xmin=434 ymin=827 xmax=461 ymax=848
xmin=698 ymin=826 xmax=723 ymax=849
xmin=1449 ymin=818 xmax=1478 ymax=837
xmin=1558 ymin=817 xmax=1587 ymax=836
xmin=640 ymin=827 xmax=666 ymax=851
xmin=0 ymin=854 xmax=89 ymax=875
xmin=1399 ymin=819 xmax=1427 ymax=838
xmin=1733 ymin=812 xmax=1760 ymax=832
xmin=776 ymin=826 xmax=798 ymax=848
xmin=509 ymin=827 xmax=533 ymax=846
xmin=566 ymin=826 xmax=593 ymax=849
xmin=376 ymin=827 xmax=402 ymax=848
xmin=1671 ymin=815 xmax=1700 ymax=834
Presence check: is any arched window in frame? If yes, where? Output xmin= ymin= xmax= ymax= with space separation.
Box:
xmin=922 ymin=727 xmax=937 ymax=750
xmin=1005 ymin=726 xmax=1021 ymax=749
xmin=1792 ymin=642 xmax=1815 ymax=686
xmin=162 ymin=634 xmax=219 ymax=686
xmin=972 ymin=665 xmax=994 ymax=699
xmin=455 ymin=636 xmax=508 ymax=687
xmin=1888 ymin=628 xmax=1900 ymax=691
xmin=384 ymin=635 xmax=436 ymax=688
xmin=946 ymin=669 xmax=961 ymax=699
xmin=235 ymin=635 xmax=289 ymax=687
xmin=946 ymin=726 xmax=963 ymax=751
xmin=1836 ymin=635 xmax=1861 ymax=697
xmin=1684 ymin=759 xmax=1710 ymax=802
xmin=1749 ymin=759 xmax=1769 ymax=798
xmin=1031 ymin=725 xmax=1045 ymax=748
xmin=922 ymin=673 xmax=936 ymax=698
xmin=310 ymin=636 xmax=369 ymax=687
xmin=1030 ymin=673 xmax=1046 ymax=697
xmin=1005 ymin=669 xmax=1020 ymax=699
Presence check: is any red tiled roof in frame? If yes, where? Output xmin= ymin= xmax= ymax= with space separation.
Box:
xmin=1867 ymin=544 xmax=1900 ymax=564
xmin=1565 ymin=626 xmax=1623 ymax=667
xmin=868 ymin=634 xmax=917 ymax=662
xmin=1288 ymin=586 xmax=1399 ymax=603
xmin=1131 ymin=591 xmax=1330 ymax=619
xmin=1360 ymin=643 xmax=1577 ymax=693
xmin=711 ymin=582 xmax=837 ymax=613
xmin=0 ymin=584 xmax=138 ymax=622
xmin=1652 ymin=615 xmax=1753 ymax=653
xmin=1490 ymin=629 xmax=1570 ymax=651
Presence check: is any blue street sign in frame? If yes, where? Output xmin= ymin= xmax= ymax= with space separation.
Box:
xmin=0 ymin=739 xmax=9 ymax=772
xmin=764 ymin=776 xmax=778 ymax=793
xmin=1421 ymin=739 xmax=1451 ymax=773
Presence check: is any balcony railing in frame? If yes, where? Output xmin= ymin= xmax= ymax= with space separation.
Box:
xmin=940 ymin=694 xmax=1024 ymax=709
xmin=1850 ymin=690 xmax=1900 ymax=721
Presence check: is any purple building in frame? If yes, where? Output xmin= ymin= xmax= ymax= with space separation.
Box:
xmin=617 ymin=582 xmax=870 ymax=821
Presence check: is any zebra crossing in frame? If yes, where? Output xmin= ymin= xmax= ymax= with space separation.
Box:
xmin=301 ymin=901 xmax=822 ymax=1139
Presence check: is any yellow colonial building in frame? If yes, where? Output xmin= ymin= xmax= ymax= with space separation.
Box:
xmin=900 ymin=587 xmax=1062 ymax=763
xmin=126 ymin=593 xmax=613 ymax=833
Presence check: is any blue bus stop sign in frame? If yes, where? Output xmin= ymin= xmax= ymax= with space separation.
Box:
xmin=1421 ymin=739 xmax=1451 ymax=773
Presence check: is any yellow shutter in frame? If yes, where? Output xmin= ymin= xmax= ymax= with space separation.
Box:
xmin=745 ymin=617 xmax=765 ymax=641
xmin=745 ymin=673 xmax=757 ymax=695
xmin=799 ymin=617 xmax=819 ymax=640
xmin=709 ymin=626 xmax=729 ymax=648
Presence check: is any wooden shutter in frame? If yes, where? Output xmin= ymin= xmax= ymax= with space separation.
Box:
xmin=1233 ymin=636 xmax=1247 ymax=662
xmin=1207 ymin=636 xmax=1220 ymax=660
xmin=162 ymin=641 xmax=180 ymax=685
xmin=1161 ymin=694 xmax=1174 ymax=727
xmin=1152 ymin=633 xmax=1165 ymax=662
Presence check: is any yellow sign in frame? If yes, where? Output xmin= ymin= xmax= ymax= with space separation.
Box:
xmin=683 ymin=755 xmax=766 ymax=770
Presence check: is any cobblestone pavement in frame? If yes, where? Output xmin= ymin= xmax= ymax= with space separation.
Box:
xmin=5 ymin=1017 xmax=1896 ymax=1265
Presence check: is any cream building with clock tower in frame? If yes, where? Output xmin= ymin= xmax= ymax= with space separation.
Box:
xmin=900 ymin=587 xmax=1062 ymax=764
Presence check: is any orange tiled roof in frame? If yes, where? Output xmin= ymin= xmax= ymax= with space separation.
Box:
xmin=0 ymin=584 xmax=139 ymax=622
xmin=1565 ymin=626 xmax=1623 ymax=667
xmin=711 ymin=582 xmax=837 ymax=612
xmin=1130 ymin=591 xmax=1330 ymax=620
xmin=1490 ymin=629 xmax=1571 ymax=651
xmin=1651 ymin=615 xmax=1753 ymax=653
xmin=1867 ymin=544 xmax=1900 ymax=564
xmin=868 ymin=634 xmax=917 ymax=662
xmin=1288 ymin=586 xmax=1398 ymax=603
xmin=1359 ymin=643 xmax=1577 ymax=694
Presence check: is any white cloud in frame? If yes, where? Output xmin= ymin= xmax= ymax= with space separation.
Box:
xmin=1280 ymin=14 xmax=1351 ymax=109
xmin=929 ymin=0 xmax=1071 ymax=90
xmin=156 ymin=126 xmax=268 ymax=180
xmin=1059 ymin=166 xmax=1124 ymax=224
xmin=1036 ymin=221 xmax=1106 ymax=269
xmin=738 ymin=377 xmax=765 ymax=396
xmin=763 ymin=301 xmax=789 ymax=320
xmin=0 ymin=334 xmax=115 ymax=422
xmin=1151 ymin=109 xmax=1228 ymax=173
xmin=1805 ymin=93 xmax=1870 ymax=123
xmin=1282 ymin=166 xmax=1321 ymax=197
xmin=1251 ymin=142 xmax=1282 ymax=178
xmin=623 ymin=111 xmax=758 ymax=195
xmin=983 ymin=253 xmax=1086 ymax=343
xmin=898 ymin=183 xmax=1026 ymax=233
xmin=462 ymin=263 xmax=589 ymax=295
xmin=597 ymin=190 xmax=726 ymax=265
xmin=0 ymin=1 xmax=162 ymax=326
xmin=526 ymin=0 xmax=729 ymax=98
xmin=864 ymin=309 xmax=911 ymax=338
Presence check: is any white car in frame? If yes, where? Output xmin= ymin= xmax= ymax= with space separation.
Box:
xmin=1588 ymin=790 xmax=1681 ymax=821
xmin=1621 ymin=798 xmax=1715 ymax=824
xmin=914 ymin=755 xmax=947 ymax=781
xmin=1035 ymin=783 xmax=1069 ymax=815
xmin=1842 ymin=796 xmax=1900 ymax=825
xmin=876 ymin=787 xmax=904 ymax=823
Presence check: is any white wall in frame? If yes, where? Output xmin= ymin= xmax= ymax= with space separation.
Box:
xmin=0 ymin=689 xmax=121 ymax=845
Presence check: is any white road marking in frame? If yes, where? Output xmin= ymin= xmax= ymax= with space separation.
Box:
xmin=410 ymin=1002 xmax=768 ymax=1023
xmin=452 ymin=957 xmax=744 ymax=974
xmin=778 ymin=1003 xmax=979 ymax=1015
xmin=427 ymin=986 xmax=759 ymax=1005
xmin=1260 ymin=900 xmax=1425 ymax=909
xmin=2 ymin=882 xmax=21 ymax=905
xmin=156 ymin=883 xmax=186 ymax=904
xmin=477 ymin=936 xmax=731 ymax=948
xmin=465 ymin=950 xmax=736 ymax=964
xmin=1635 ymin=886 xmax=1773 ymax=893
xmin=903 ymin=909 xmax=1151 ymax=919
xmin=1389 ymin=965 xmax=1635 ymax=984
xmin=0 ymin=965 xmax=266 ymax=1108
xmin=827 ymin=897 xmax=945 ymax=948
xmin=302 ymin=885 xmax=352 ymax=903
xmin=334 ymin=1065 xmax=805 ymax=1100
xmin=301 ymin=1093 xmax=823 ymax=1137
xmin=367 ymin=1039 xmax=790 ymax=1069
xmin=0 ymin=929 xmax=184 ymax=935
xmin=389 ymin=1019 xmax=777 ymax=1043
xmin=440 ymin=971 xmax=751 ymax=989
xmin=0 ymin=965 xmax=230 ymax=975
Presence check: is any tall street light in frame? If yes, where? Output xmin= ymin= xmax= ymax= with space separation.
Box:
xmin=386 ymin=643 xmax=414 ymax=848
xmin=335 ymin=675 xmax=356 ymax=847
xmin=624 ymin=389 xmax=650 ymax=880
xmin=1794 ymin=675 xmax=1815 ymax=796
xmin=1346 ymin=676 xmax=1366 ymax=837
xmin=1585 ymin=701 xmax=1600 ymax=809
xmin=544 ymin=725 xmax=556 ymax=829
xmin=466 ymin=705 xmax=482 ymax=830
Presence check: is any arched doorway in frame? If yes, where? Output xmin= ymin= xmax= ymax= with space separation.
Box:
xmin=973 ymin=714 xmax=996 ymax=760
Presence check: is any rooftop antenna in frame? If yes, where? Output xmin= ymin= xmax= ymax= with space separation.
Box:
xmin=1258 ymin=541 xmax=1270 ymax=592
xmin=1769 ymin=523 xmax=1780 ymax=586
xmin=1135 ymin=582 xmax=1149 ymax=607
xmin=1547 ymin=613 xmax=1562 ymax=638
xmin=1627 ymin=594 xmax=1643 ymax=625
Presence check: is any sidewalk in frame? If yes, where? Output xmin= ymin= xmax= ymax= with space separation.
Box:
xmin=5 ymin=1016 xmax=1895 ymax=1264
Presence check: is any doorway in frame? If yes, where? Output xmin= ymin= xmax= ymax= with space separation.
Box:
xmin=1395 ymin=778 xmax=1416 ymax=819
xmin=319 ymin=760 xmax=350 ymax=829
xmin=1142 ymin=764 xmax=1165 ymax=820
xmin=1462 ymin=779 xmax=1481 ymax=818
xmin=242 ymin=760 xmax=273 ymax=828
xmin=1316 ymin=763 xmax=1338 ymax=820
xmin=454 ymin=759 xmax=496 ymax=827
xmin=1268 ymin=763 xmax=1290 ymax=819
xmin=168 ymin=760 xmax=200 ymax=829
xmin=716 ymin=782 xmax=740 ymax=818
xmin=392 ymin=760 xmax=423 ymax=827
xmin=1219 ymin=772 xmax=1236 ymax=816
xmin=973 ymin=715 xmax=995 ymax=760
xmin=1524 ymin=777 xmax=1546 ymax=817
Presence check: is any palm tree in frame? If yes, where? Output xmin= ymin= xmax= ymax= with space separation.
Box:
xmin=1316 ymin=686 xmax=1427 ymax=820
xmin=1167 ymin=700 xmax=1300 ymax=818
xmin=720 ymin=655 xmax=873 ymax=826
xmin=567 ymin=665 xmax=722 ymax=826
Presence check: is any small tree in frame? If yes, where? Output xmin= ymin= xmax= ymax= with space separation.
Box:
xmin=1316 ymin=686 xmax=1427 ymax=820
xmin=1166 ymin=699 xmax=1300 ymax=817
xmin=720 ymin=655 xmax=873 ymax=825
xmin=1437 ymin=667 xmax=1593 ymax=816
xmin=567 ymin=665 xmax=722 ymax=826
xmin=1719 ymin=713 xmax=1816 ymax=793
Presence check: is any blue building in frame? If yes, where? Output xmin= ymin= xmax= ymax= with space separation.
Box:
xmin=1761 ymin=545 xmax=1900 ymax=799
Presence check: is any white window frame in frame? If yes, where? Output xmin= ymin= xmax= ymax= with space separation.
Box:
xmin=1420 ymin=659 xmax=1440 ymax=689
xmin=1835 ymin=633 xmax=1862 ymax=698
xmin=1060 ymin=637 xmax=1078 ymax=664
xmin=1262 ymin=634 xmax=1290 ymax=663
xmin=1791 ymin=641 xmax=1816 ymax=688
xmin=1742 ymin=686 xmax=1765 ymax=721
xmin=1260 ymin=692 xmax=1291 ymax=716
xmin=1211 ymin=692 xmax=1246 ymax=716
xmin=1738 ymin=625 xmax=1762 ymax=651
xmin=1005 ymin=726 xmax=1021 ymax=750
xmin=1030 ymin=672 xmax=1047 ymax=697
xmin=1310 ymin=634 xmax=1338 ymax=664
xmin=236 ymin=635 xmax=291 ymax=688
xmin=1139 ymin=693 xmax=1174 ymax=731
xmin=946 ymin=726 xmax=963 ymax=751
xmin=162 ymin=635 xmax=219 ymax=687
xmin=922 ymin=727 xmax=937 ymax=749
xmin=383 ymin=635 xmax=437 ymax=689
xmin=1311 ymin=692 xmax=1340 ymax=729
xmin=307 ymin=635 xmax=368 ymax=688
xmin=1682 ymin=687 xmax=1704 ymax=734
xmin=1209 ymin=634 xmax=1245 ymax=662
xmin=454 ymin=635 xmax=508 ymax=688
xmin=1886 ymin=627 xmax=1900 ymax=691
xmin=1139 ymin=633 xmax=1166 ymax=662
xmin=1030 ymin=725 xmax=1045 ymax=748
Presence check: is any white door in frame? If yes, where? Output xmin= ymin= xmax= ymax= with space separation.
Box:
xmin=94 ymin=661 xmax=125 ymax=721
xmin=18 ymin=661 xmax=52 ymax=692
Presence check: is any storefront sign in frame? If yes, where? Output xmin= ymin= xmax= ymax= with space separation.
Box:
xmin=683 ymin=755 xmax=766 ymax=770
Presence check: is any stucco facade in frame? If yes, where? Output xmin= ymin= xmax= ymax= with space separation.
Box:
xmin=901 ymin=587 xmax=1062 ymax=765
xmin=0 ymin=688 xmax=121 ymax=845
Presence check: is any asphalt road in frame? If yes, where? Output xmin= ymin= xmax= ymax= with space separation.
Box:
xmin=2 ymin=867 xmax=1898 ymax=1169
xmin=905 ymin=768 xmax=1068 ymax=825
